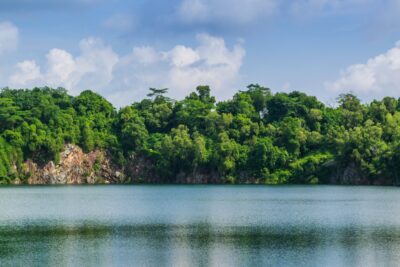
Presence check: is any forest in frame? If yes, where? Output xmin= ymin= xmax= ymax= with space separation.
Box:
xmin=0 ymin=85 xmax=399 ymax=184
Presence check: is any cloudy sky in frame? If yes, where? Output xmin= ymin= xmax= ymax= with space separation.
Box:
xmin=1 ymin=0 xmax=400 ymax=106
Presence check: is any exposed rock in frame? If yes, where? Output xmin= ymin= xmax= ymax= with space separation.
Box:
xmin=25 ymin=144 xmax=124 ymax=185
xmin=175 ymin=170 xmax=220 ymax=184
xmin=338 ymin=162 xmax=368 ymax=185
xmin=124 ymin=156 xmax=221 ymax=184
xmin=327 ymin=161 xmax=391 ymax=185
xmin=125 ymin=156 xmax=162 ymax=183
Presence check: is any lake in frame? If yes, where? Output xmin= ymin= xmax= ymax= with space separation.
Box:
xmin=1 ymin=185 xmax=400 ymax=266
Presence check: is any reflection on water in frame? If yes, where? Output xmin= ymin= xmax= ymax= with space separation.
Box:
xmin=2 ymin=223 xmax=400 ymax=266
xmin=1 ymin=185 xmax=400 ymax=266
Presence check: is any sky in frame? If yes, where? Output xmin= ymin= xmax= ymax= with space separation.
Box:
xmin=1 ymin=0 xmax=400 ymax=106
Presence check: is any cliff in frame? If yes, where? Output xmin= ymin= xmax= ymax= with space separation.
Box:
xmin=20 ymin=144 xmax=124 ymax=185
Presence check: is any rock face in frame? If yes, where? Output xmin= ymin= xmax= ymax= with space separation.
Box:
xmin=124 ymin=157 xmax=221 ymax=184
xmin=25 ymin=144 xmax=124 ymax=184
xmin=329 ymin=162 xmax=368 ymax=185
xmin=125 ymin=156 xmax=161 ymax=183
xmin=328 ymin=161 xmax=391 ymax=185
xmin=175 ymin=170 xmax=220 ymax=184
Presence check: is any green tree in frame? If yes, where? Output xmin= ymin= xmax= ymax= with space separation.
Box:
xmin=117 ymin=106 xmax=148 ymax=152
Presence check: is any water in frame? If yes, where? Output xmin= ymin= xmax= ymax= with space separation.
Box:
xmin=1 ymin=185 xmax=400 ymax=266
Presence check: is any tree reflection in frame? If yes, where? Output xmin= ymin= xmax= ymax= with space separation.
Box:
xmin=1 ymin=223 xmax=400 ymax=266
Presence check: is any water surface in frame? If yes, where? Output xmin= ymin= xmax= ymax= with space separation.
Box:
xmin=1 ymin=185 xmax=400 ymax=266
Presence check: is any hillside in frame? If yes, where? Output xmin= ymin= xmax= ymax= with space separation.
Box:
xmin=0 ymin=85 xmax=399 ymax=185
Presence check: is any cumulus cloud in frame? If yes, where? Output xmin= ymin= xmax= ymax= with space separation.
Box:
xmin=9 ymin=34 xmax=245 ymax=106
xmin=164 ymin=45 xmax=200 ymax=67
xmin=131 ymin=46 xmax=160 ymax=66
xmin=109 ymin=34 xmax=245 ymax=105
xmin=166 ymin=34 xmax=245 ymax=97
xmin=10 ymin=60 xmax=41 ymax=85
xmin=326 ymin=41 xmax=400 ymax=100
xmin=9 ymin=38 xmax=119 ymax=95
xmin=0 ymin=21 xmax=18 ymax=55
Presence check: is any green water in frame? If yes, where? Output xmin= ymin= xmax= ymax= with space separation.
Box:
xmin=1 ymin=185 xmax=400 ymax=266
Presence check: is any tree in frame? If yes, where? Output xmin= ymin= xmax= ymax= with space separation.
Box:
xmin=244 ymin=84 xmax=271 ymax=118
xmin=277 ymin=117 xmax=307 ymax=157
xmin=147 ymin=88 xmax=169 ymax=98
xmin=174 ymin=86 xmax=216 ymax=132
xmin=246 ymin=137 xmax=288 ymax=182
xmin=117 ymin=106 xmax=148 ymax=153
xmin=213 ymin=132 xmax=240 ymax=182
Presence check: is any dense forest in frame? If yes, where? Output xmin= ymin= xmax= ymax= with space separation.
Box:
xmin=0 ymin=85 xmax=400 ymax=185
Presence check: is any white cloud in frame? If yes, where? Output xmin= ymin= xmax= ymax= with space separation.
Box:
xmin=111 ymin=33 xmax=245 ymax=103
xmin=177 ymin=0 xmax=277 ymax=26
xmin=73 ymin=38 xmax=119 ymax=92
xmin=9 ymin=37 xmax=119 ymax=95
xmin=8 ymin=34 xmax=245 ymax=106
xmin=165 ymin=34 xmax=245 ymax=98
xmin=326 ymin=41 xmax=400 ymax=99
xmin=0 ymin=21 xmax=18 ymax=55
xmin=10 ymin=60 xmax=41 ymax=85
xmin=164 ymin=45 xmax=200 ymax=67
xmin=45 ymin=48 xmax=76 ymax=87
xmin=131 ymin=46 xmax=160 ymax=66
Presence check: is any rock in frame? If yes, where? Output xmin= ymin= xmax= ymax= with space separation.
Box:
xmin=25 ymin=144 xmax=122 ymax=185
xmin=328 ymin=161 xmax=370 ymax=185
xmin=12 ymin=178 xmax=22 ymax=185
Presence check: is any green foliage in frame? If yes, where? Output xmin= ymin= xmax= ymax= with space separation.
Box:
xmin=289 ymin=152 xmax=334 ymax=184
xmin=1 ymin=85 xmax=400 ymax=184
xmin=117 ymin=106 xmax=148 ymax=152
xmin=246 ymin=137 xmax=288 ymax=180
xmin=0 ymin=87 xmax=119 ymax=179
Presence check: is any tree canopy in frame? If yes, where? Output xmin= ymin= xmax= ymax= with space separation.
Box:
xmin=1 ymin=86 xmax=399 ymax=184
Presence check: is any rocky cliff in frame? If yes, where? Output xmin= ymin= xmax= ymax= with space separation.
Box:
xmin=21 ymin=144 xmax=124 ymax=185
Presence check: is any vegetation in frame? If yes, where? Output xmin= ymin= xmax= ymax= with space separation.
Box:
xmin=1 ymin=85 xmax=400 ymax=184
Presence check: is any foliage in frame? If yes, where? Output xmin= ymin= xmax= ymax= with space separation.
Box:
xmin=1 ymin=86 xmax=400 ymax=184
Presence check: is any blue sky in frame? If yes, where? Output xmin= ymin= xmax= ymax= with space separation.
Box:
xmin=1 ymin=0 xmax=400 ymax=106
